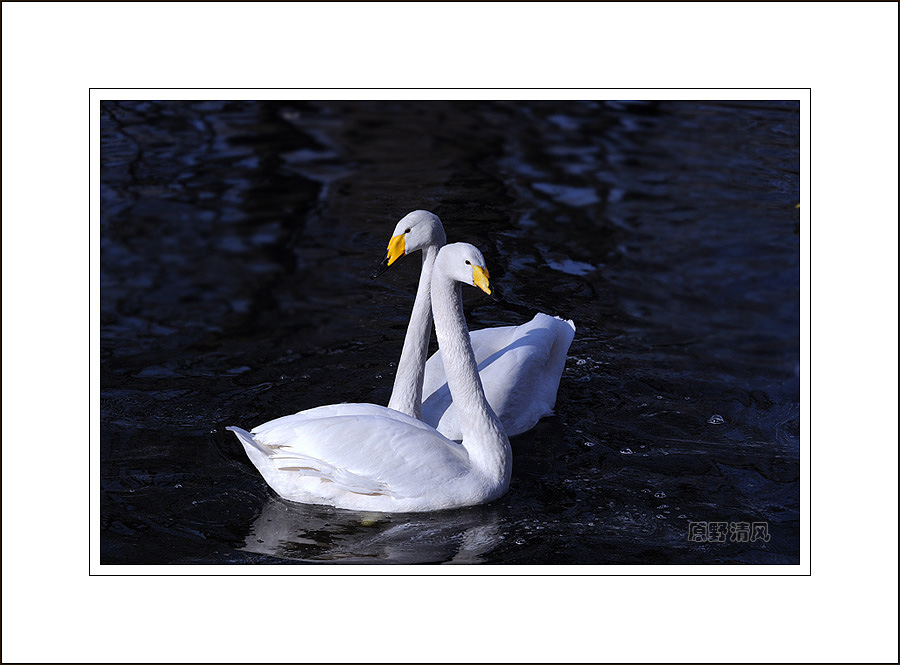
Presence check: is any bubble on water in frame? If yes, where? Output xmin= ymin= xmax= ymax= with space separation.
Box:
xmin=660 ymin=450 xmax=669 ymax=455
xmin=656 ymin=395 xmax=663 ymax=400
xmin=708 ymin=414 xmax=725 ymax=425
xmin=657 ymin=504 xmax=668 ymax=509
xmin=656 ymin=514 xmax=666 ymax=519
xmin=174 ymin=484 xmax=182 ymax=489
xmin=301 ymin=374 xmax=310 ymax=379
xmin=678 ymin=514 xmax=688 ymax=519
xmin=654 ymin=491 xmax=666 ymax=498
xmin=584 ymin=441 xmax=594 ymax=447
xmin=620 ymin=448 xmax=634 ymax=455
xmin=576 ymin=358 xmax=587 ymax=365
xmin=515 ymin=538 xmax=526 ymax=545
xmin=375 ymin=373 xmax=383 ymax=379
xmin=639 ymin=445 xmax=646 ymax=449
xmin=684 ymin=396 xmax=691 ymax=401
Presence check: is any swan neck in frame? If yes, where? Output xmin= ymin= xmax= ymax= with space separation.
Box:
xmin=388 ymin=245 xmax=438 ymax=418
xmin=431 ymin=268 xmax=511 ymax=485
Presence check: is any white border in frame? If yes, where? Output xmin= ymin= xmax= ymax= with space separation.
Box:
xmin=89 ymin=88 xmax=809 ymax=577
xmin=3 ymin=2 xmax=896 ymax=663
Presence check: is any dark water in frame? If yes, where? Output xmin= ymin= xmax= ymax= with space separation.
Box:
xmin=100 ymin=100 xmax=800 ymax=565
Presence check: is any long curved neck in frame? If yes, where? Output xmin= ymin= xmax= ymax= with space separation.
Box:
xmin=388 ymin=245 xmax=439 ymax=419
xmin=430 ymin=269 xmax=511 ymax=486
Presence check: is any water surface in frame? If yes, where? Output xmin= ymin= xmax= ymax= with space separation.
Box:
xmin=100 ymin=100 xmax=800 ymax=565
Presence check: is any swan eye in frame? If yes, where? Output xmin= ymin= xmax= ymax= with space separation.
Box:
xmin=405 ymin=228 xmax=411 ymax=234
xmin=465 ymin=260 xmax=470 ymax=265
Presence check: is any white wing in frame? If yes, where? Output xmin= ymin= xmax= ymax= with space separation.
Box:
xmin=422 ymin=313 xmax=575 ymax=439
xmin=229 ymin=404 xmax=469 ymax=506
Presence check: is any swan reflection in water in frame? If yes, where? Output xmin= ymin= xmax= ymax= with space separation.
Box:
xmin=242 ymin=495 xmax=504 ymax=564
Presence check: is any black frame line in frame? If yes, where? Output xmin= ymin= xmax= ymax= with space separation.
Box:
xmin=91 ymin=87 xmax=810 ymax=575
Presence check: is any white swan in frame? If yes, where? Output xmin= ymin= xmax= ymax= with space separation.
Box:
xmin=227 ymin=243 xmax=511 ymax=513
xmin=373 ymin=210 xmax=575 ymax=439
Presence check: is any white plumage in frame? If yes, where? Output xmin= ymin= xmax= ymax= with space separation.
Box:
xmin=228 ymin=243 xmax=511 ymax=513
xmin=375 ymin=210 xmax=575 ymax=439
xmin=423 ymin=312 xmax=575 ymax=439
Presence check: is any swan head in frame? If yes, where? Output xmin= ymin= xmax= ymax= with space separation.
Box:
xmin=371 ymin=210 xmax=447 ymax=279
xmin=436 ymin=242 xmax=493 ymax=296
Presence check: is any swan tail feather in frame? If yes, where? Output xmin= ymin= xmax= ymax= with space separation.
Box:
xmin=226 ymin=426 xmax=269 ymax=454
xmin=536 ymin=316 xmax=576 ymax=411
xmin=227 ymin=426 xmax=403 ymax=499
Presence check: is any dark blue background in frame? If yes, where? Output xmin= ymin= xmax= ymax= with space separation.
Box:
xmin=100 ymin=100 xmax=800 ymax=564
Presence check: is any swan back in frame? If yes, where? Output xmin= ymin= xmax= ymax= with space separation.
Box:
xmin=422 ymin=313 xmax=575 ymax=438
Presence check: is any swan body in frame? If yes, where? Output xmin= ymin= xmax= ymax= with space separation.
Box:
xmin=423 ymin=312 xmax=575 ymax=440
xmin=228 ymin=243 xmax=511 ymax=513
xmin=374 ymin=210 xmax=575 ymax=439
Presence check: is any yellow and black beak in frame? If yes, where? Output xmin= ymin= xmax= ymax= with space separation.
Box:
xmin=472 ymin=265 xmax=492 ymax=295
xmin=371 ymin=233 xmax=406 ymax=279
